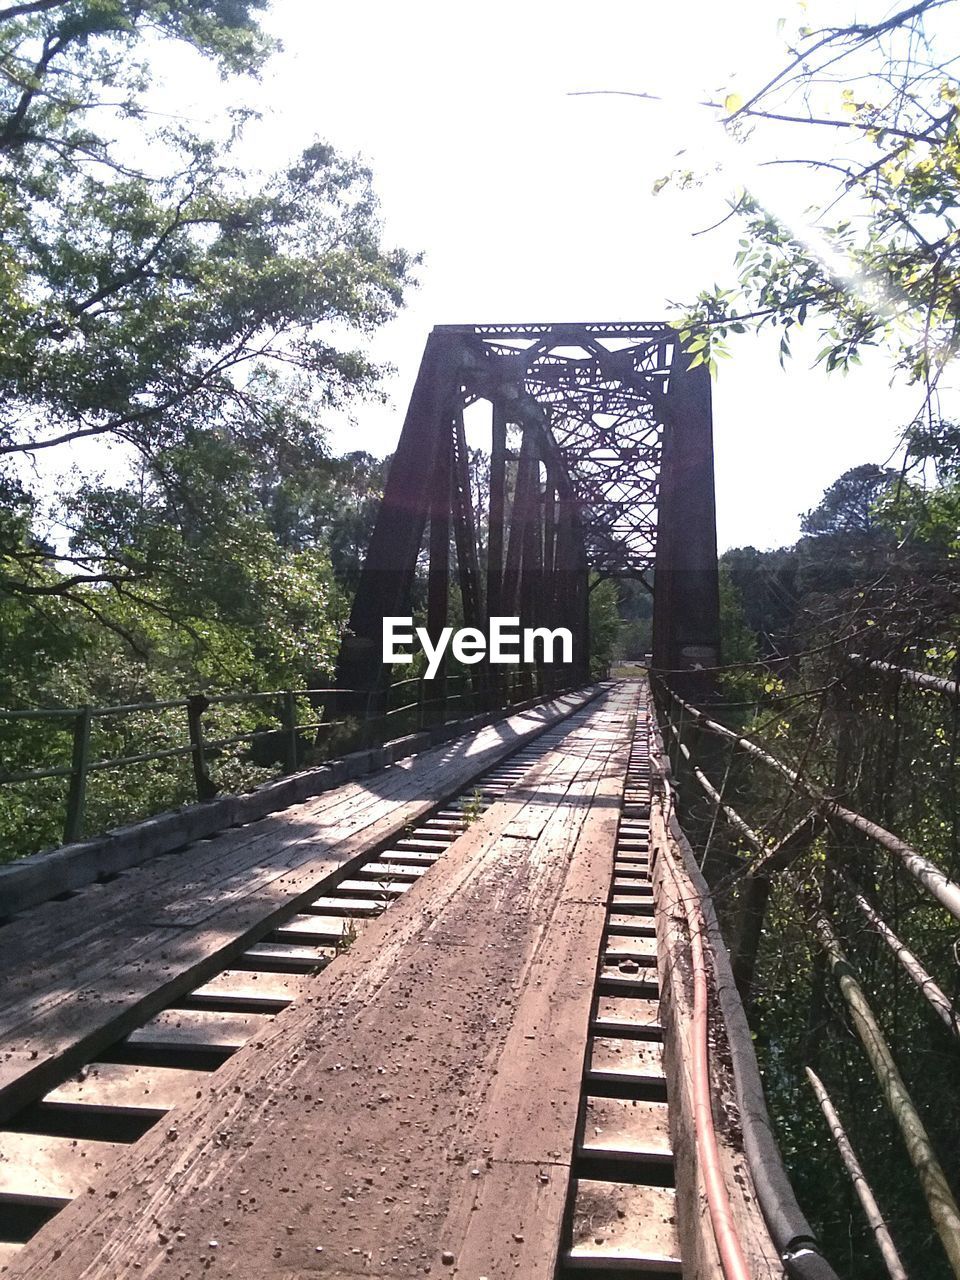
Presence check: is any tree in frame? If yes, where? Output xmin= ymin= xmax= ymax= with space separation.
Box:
xmin=682 ymin=461 xmax=960 ymax=1278
xmin=673 ymin=2 xmax=960 ymax=399
xmin=0 ymin=0 xmax=414 ymax=612
xmin=0 ymin=0 xmax=418 ymax=722
xmin=800 ymin=463 xmax=899 ymax=537
xmin=260 ymin=450 xmax=391 ymax=595
xmin=588 ymin=577 xmax=621 ymax=677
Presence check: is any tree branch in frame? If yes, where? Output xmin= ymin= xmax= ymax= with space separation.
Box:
xmin=0 ymin=31 xmax=66 ymax=150
xmin=0 ymin=0 xmax=67 ymax=20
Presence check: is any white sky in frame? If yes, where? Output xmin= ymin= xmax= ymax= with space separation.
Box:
xmin=143 ymin=0 xmax=949 ymax=551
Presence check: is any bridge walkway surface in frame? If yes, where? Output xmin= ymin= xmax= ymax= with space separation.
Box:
xmin=0 ymin=683 xmax=692 ymax=1278
xmin=0 ymin=689 xmax=610 ymax=1267
xmin=0 ymin=686 xmax=691 ymax=1274
xmin=0 ymin=688 xmax=599 ymax=1120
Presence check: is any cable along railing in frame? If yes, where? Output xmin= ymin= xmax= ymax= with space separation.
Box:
xmin=652 ymin=670 xmax=960 ymax=1280
xmin=0 ymin=665 xmax=570 ymax=858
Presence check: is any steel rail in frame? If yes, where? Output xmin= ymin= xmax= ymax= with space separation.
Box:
xmin=815 ymin=913 xmax=960 ymax=1278
xmin=649 ymin=703 xmax=839 ymax=1280
xmin=805 ymin=1068 xmax=908 ymax=1280
xmin=840 ymin=870 xmax=960 ymax=1037
xmin=0 ymin=689 xmax=349 ymax=721
xmin=664 ymin=716 xmax=764 ymax=849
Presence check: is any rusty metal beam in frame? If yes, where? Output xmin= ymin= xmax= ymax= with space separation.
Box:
xmin=338 ymin=322 xmax=721 ymax=706
xmin=651 ymin=352 xmax=721 ymax=693
xmin=487 ymin=400 xmax=507 ymax=619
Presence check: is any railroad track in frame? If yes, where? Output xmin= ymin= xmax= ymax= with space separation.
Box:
xmin=558 ymin=697 xmax=681 ymax=1276
xmin=0 ymin=710 xmax=586 ymax=1269
xmin=1 ymin=687 xmax=690 ymax=1277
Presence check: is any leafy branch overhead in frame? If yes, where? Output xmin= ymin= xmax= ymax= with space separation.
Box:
xmin=666 ymin=1 xmax=960 ymax=391
xmin=0 ymin=4 xmax=415 ymax=463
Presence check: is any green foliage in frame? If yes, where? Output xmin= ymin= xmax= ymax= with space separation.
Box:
xmin=264 ymin=451 xmax=390 ymax=595
xmin=680 ymin=457 xmax=960 ymax=1280
xmin=716 ymin=565 xmax=765 ymax=712
xmin=588 ymin=576 xmax=621 ymax=678
xmin=461 ymin=787 xmax=483 ymax=827
xmin=0 ymin=5 xmax=413 ymax=471
xmin=800 ymin=463 xmax=900 ymax=538
xmin=0 ymin=2 xmax=416 ymax=857
xmin=667 ymin=4 xmax=960 ymax=412
xmin=613 ymin=578 xmax=652 ymax=661
xmin=878 ymin=420 xmax=960 ymax=555
xmin=0 ymin=0 xmax=414 ymax=613
xmin=335 ymin=917 xmax=358 ymax=956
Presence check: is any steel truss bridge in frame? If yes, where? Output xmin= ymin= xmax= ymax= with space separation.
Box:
xmin=0 ymin=323 xmax=955 ymax=1280
xmin=338 ymin=321 xmax=721 ymax=704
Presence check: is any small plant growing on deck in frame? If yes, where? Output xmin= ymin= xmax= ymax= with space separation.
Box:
xmin=336 ymin=917 xmax=359 ymax=955
xmin=462 ymin=788 xmax=484 ymax=828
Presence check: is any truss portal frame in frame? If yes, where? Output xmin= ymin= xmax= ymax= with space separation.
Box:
xmin=451 ymin=321 xmax=674 ymax=578
xmin=337 ymin=322 xmax=721 ymax=706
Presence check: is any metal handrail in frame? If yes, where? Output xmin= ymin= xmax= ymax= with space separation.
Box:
xmin=655 ymin=679 xmax=960 ymax=923
xmin=0 ymin=667 xmax=568 ymax=850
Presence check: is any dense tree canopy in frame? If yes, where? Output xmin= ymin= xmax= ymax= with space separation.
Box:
xmin=0 ymin=0 xmax=415 ymax=681
xmin=701 ymin=450 xmax=960 ymax=1278
xmin=0 ymin=0 xmax=421 ymax=854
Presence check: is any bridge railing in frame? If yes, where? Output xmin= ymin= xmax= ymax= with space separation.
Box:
xmin=651 ymin=671 xmax=960 ymax=1280
xmin=360 ymin=666 xmax=560 ymax=743
xmin=0 ymin=666 xmax=577 ymax=859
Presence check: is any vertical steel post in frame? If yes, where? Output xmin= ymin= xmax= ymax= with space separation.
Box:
xmin=281 ymin=690 xmax=298 ymax=775
xmin=543 ymin=474 xmax=557 ymax=603
xmin=520 ymin=448 xmax=544 ymax=699
xmin=416 ymin=677 xmax=426 ymax=731
xmin=652 ymin=351 xmax=721 ymax=697
xmin=487 ymin=399 xmax=508 ymax=709
xmin=501 ymin=425 xmax=536 ymax=618
xmin=63 ymin=705 xmax=92 ymax=845
xmin=427 ymin=421 xmax=452 ymax=726
xmin=337 ymin=331 xmax=462 ymax=709
xmin=451 ymin=408 xmax=491 ymax=707
xmin=452 ymin=405 xmax=485 ymax=628
xmin=487 ymin=400 xmax=507 ymax=620
xmin=187 ymin=694 xmax=216 ymax=801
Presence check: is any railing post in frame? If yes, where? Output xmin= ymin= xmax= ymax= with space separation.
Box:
xmin=63 ymin=705 xmax=92 ymax=845
xmin=187 ymin=694 xmax=217 ymax=800
xmin=363 ymin=689 xmax=378 ymax=748
xmin=416 ymin=678 xmax=425 ymax=732
xmin=281 ymin=690 xmax=298 ymax=774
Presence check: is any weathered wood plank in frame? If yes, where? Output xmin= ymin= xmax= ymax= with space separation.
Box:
xmin=125 ymin=1009 xmax=273 ymax=1053
xmin=0 ymin=1241 xmax=23 ymax=1272
xmin=41 ymin=1063 xmax=208 ymax=1116
xmin=183 ymin=969 xmax=304 ymax=1009
xmin=7 ymin=688 xmax=636 ymax=1280
xmin=0 ymin=692 xmax=596 ymax=1123
xmin=0 ymin=1134 xmax=121 ymax=1208
xmin=586 ymin=1036 xmax=665 ymax=1086
xmin=565 ymin=1179 xmax=681 ymax=1272
xmin=579 ymin=1096 xmax=673 ymax=1162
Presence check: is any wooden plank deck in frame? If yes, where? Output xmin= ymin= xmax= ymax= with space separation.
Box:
xmin=8 ymin=686 xmax=638 ymax=1280
xmin=0 ymin=690 xmax=596 ymax=1124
